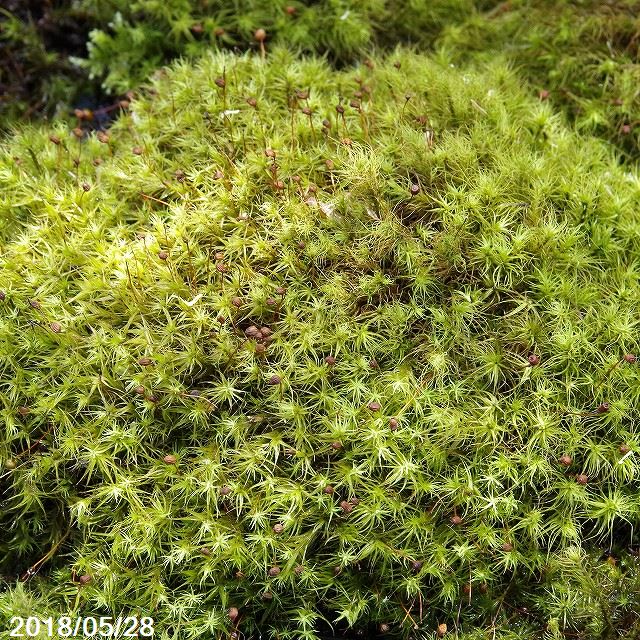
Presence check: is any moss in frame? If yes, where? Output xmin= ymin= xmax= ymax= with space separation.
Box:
xmin=437 ymin=0 xmax=640 ymax=161
xmin=4 ymin=0 xmax=640 ymax=165
xmin=2 ymin=48 xmax=640 ymax=637
xmin=2 ymin=0 xmax=491 ymax=124
xmin=81 ymin=0 xmax=498 ymax=93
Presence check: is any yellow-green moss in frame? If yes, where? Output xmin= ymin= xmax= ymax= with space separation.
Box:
xmin=2 ymin=48 xmax=640 ymax=638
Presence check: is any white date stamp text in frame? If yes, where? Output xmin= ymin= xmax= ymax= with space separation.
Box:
xmin=9 ymin=617 xmax=154 ymax=637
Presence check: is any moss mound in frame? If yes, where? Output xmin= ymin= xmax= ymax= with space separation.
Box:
xmin=439 ymin=0 xmax=640 ymax=161
xmin=2 ymin=49 xmax=640 ymax=637
xmin=5 ymin=1 xmax=640 ymax=165
xmin=1 ymin=0 xmax=492 ymax=123
xmin=83 ymin=0 xmax=491 ymax=93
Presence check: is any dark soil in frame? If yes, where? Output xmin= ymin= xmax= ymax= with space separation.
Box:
xmin=0 ymin=0 xmax=109 ymax=123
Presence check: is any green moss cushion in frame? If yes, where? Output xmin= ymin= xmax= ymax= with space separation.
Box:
xmin=2 ymin=49 xmax=640 ymax=637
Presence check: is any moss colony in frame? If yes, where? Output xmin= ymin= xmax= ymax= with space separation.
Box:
xmin=1 ymin=0 xmax=493 ymax=123
xmin=2 ymin=49 xmax=640 ymax=638
xmin=438 ymin=0 xmax=640 ymax=163
xmin=4 ymin=0 xmax=640 ymax=165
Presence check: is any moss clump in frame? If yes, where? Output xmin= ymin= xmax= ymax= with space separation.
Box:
xmin=4 ymin=0 xmax=640 ymax=167
xmin=438 ymin=0 xmax=640 ymax=161
xmin=2 ymin=49 xmax=640 ymax=637
xmin=81 ymin=0 xmax=498 ymax=94
xmin=2 ymin=0 xmax=493 ymax=123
